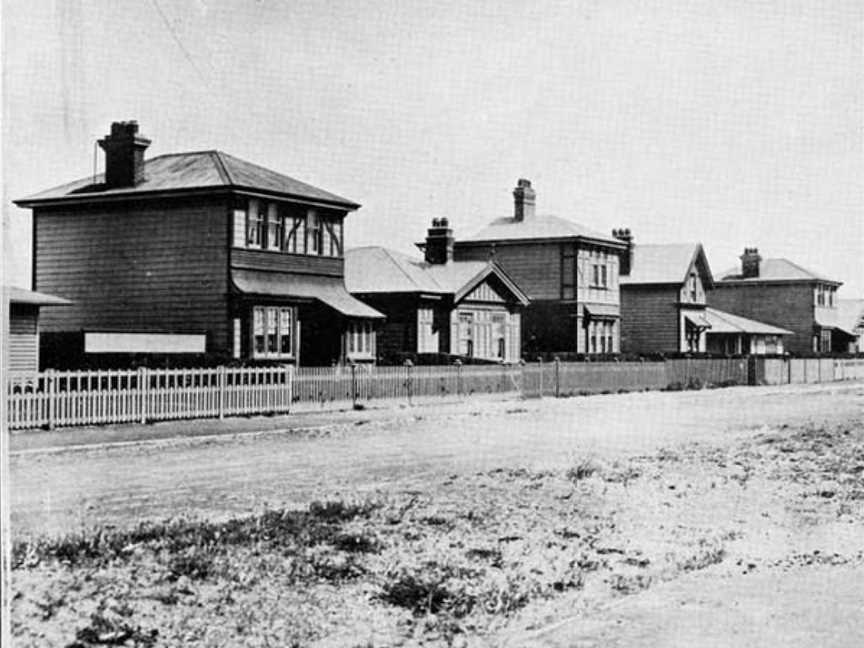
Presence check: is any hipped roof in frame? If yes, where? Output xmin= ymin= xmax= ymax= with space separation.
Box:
xmin=718 ymin=258 xmax=840 ymax=285
xmin=345 ymin=247 xmax=529 ymax=305
xmin=15 ymin=151 xmax=359 ymax=209
xmin=458 ymin=215 xmax=623 ymax=246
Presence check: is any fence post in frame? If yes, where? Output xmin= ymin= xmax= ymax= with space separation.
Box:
xmin=218 ymin=366 xmax=226 ymax=419
xmin=138 ymin=367 xmax=148 ymax=424
xmin=554 ymin=356 xmax=561 ymax=398
xmin=46 ymin=369 xmax=55 ymax=430
xmin=350 ymin=362 xmax=358 ymax=409
xmin=404 ymin=359 xmax=413 ymax=405
xmin=537 ymin=357 xmax=544 ymax=398
xmin=454 ymin=359 xmax=462 ymax=398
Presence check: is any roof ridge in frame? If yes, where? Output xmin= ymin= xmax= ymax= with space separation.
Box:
xmin=382 ymin=247 xmax=433 ymax=290
xmin=210 ymin=150 xmax=234 ymax=185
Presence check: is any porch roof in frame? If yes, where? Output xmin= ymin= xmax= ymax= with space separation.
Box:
xmin=231 ymin=270 xmax=384 ymax=319
xmin=703 ymin=307 xmax=792 ymax=335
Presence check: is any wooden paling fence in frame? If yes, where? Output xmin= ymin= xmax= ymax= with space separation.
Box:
xmin=7 ymin=358 xmax=864 ymax=430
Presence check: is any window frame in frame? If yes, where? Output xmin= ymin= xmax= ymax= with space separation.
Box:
xmin=250 ymin=306 xmax=295 ymax=360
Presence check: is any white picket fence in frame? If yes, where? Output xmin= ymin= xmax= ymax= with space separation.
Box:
xmin=7 ymin=366 xmax=292 ymax=430
xmin=7 ymin=358 xmax=864 ymax=430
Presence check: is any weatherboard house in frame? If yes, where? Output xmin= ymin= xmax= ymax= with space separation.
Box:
xmin=15 ymin=121 xmax=383 ymax=367
xmin=618 ymin=240 xmax=791 ymax=355
xmin=452 ymin=179 xmax=627 ymax=355
xmin=345 ymin=219 xmax=529 ymax=363
xmin=708 ymin=249 xmax=851 ymax=355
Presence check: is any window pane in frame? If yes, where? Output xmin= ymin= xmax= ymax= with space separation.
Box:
xmin=266 ymin=308 xmax=278 ymax=353
xmin=280 ymin=309 xmax=292 ymax=354
xmin=253 ymin=307 xmax=265 ymax=354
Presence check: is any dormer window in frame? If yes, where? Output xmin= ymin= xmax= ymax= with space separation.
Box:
xmin=688 ymin=273 xmax=697 ymax=301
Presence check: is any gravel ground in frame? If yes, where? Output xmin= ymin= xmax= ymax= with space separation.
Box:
xmin=8 ymin=381 xmax=864 ymax=646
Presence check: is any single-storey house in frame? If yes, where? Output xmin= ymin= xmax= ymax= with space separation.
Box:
xmin=5 ymin=286 xmax=71 ymax=371
xmin=345 ymin=219 xmax=529 ymax=362
xmin=14 ymin=120 xmax=383 ymax=367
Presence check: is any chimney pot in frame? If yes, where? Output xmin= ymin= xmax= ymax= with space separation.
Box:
xmin=513 ymin=178 xmax=536 ymax=222
xmin=612 ymin=227 xmax=634 ymax=276
xmin=740 ymin=247 xmax=762 ymax=278
xmin=425 ymin=217 xmax=454 ymax=265
xmin=98 ymin=120 xmax=151 ymax=188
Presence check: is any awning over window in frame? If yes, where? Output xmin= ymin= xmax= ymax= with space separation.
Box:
xmin=583 ymin=304 xmax=620 ymax=319
xmin=684 ymin=312 xmax=712 ymax=330
xmin=232 ymin=269 xmax=384 ymax=319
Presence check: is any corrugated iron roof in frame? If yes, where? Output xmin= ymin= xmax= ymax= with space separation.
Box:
xmin=717 ymin=258 xmax=838 ymax=284
xmin=344 ymin=247 xmax=528 ymax=304
xmin=231 ymin=270 xmax=383 ymax=319
xmin=621 ymin=243 xmax=712 ymax=286
xmin=703 ymin=307 xmax=792 ymax=335
xmin=458 ymin=215 xmax=621 ymax=245
xmin=16 ymin=151 xmax=358 ymax=208
xmin=4 ymin=286 xmax=71 ymax=306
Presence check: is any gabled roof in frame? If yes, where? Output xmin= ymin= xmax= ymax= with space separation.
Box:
xmin=345 ymin=247 xmax=529 ymax=305
xmin=717 ymin=258 xmax=839 ymax=285
xmin=703 ymin=307 xmax=792 ymax=336
xmin=4 ymin=286 xmax=71 ymax=306
xmin=15 ymin=151 xmax=359 ymax=209
xmin=621 ymin=243 xmax=713 ymax=287
xmin=457 ymin=215 xmax=622 ymax=246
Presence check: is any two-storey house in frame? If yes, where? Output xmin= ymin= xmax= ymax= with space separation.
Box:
xmin=619 ymin=240 xmax=792 ymax=355
xmin=619 ymin=241 xmax=715 ymax=353
xmin=15 ymin=121 xmax=383 ymax=368
xmin=452 ymin=179 xmax=626 ymax=355
xmin=346 ymin=218 xmax=529 ymax=363
xmin=708 ymin=248 xmax=850 ymax=354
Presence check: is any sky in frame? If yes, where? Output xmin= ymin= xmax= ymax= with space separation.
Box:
xmin=3 ymin=0 xmax=862 ymax=295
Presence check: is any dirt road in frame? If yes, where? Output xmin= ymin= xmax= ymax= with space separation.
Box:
xmin=10 ymin=382 xmax=864 ymax=538
xmin=9 ymin=381 xmax=864 ymax=647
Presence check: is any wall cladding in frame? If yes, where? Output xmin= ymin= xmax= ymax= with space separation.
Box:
xmin=34 ymin=199 xmax=230 ymax=352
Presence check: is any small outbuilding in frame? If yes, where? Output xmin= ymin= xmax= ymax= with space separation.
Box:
xmin=5 ymin=286 xmax=71 ymax=372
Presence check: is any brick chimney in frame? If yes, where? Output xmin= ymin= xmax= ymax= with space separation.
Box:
xmin=425 ymin=217 xmax=454 ymax=265
xmin=513 ymin=178 xmax=535 ymax=222
xmin=612 ymin=228 xmax=634 ymax=276
xmin=98 ymin=121 xmax=151 ymax=188
xmin=740 ymin=247 xmax=762 ymax=278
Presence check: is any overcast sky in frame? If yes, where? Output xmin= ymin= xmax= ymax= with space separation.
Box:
xmin=3 ymin=0 xmax=862 ymax=295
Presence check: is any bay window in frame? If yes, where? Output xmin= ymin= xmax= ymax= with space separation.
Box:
xmin=251 ymin=306 xmax=294 ymax=359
